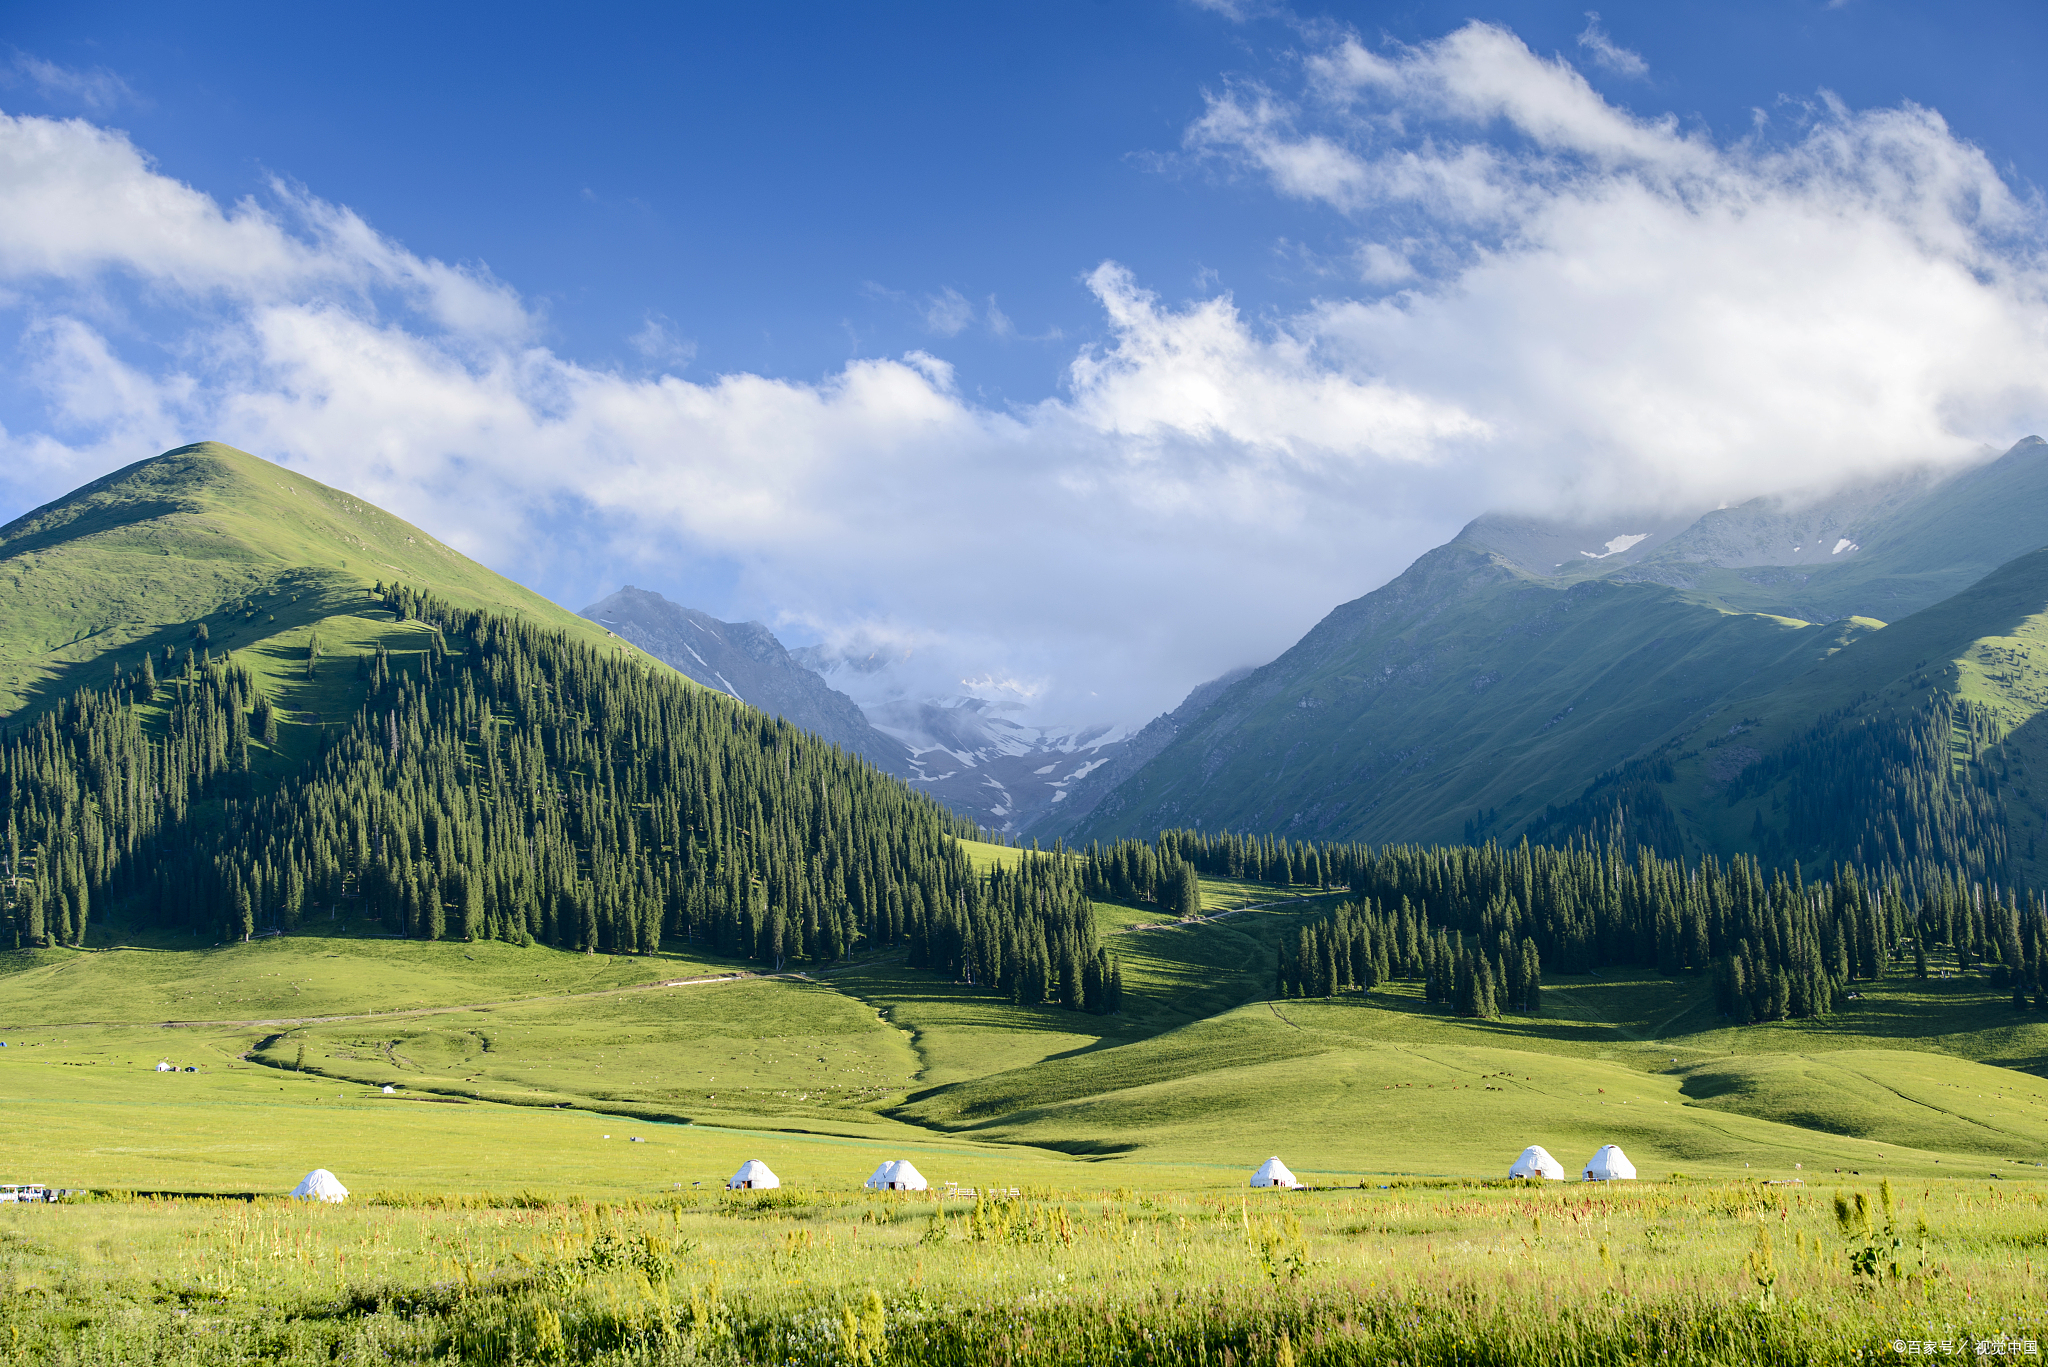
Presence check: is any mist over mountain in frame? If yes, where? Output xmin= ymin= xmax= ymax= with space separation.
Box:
xmin=792 ymin=637 xmax=1131 ymax=835
xmin=1033 ymin=666 xmax=1255 ymax=843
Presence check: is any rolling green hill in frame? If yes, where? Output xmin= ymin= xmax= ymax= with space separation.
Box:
xmin=0 ymin=441 xmax=642 ymax=719
xmin=4 ymin=890 xmax=2043 ymax=1189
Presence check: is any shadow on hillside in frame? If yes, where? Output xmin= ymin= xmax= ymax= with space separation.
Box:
xmin=9 ymin=568 xmax=364 ymax=724
xmin=1345 ymin=987 xmax=1633 ymax=1044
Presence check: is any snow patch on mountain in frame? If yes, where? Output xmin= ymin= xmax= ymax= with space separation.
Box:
xmin=791 ymin=636 xmax=1134 ymax=834
xmin=1580 ymin=533 xmax=1648 ymax=559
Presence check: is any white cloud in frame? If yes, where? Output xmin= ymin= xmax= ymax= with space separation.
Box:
xmin=0 ymin=112 xmax=525 ymax=335
xmin=628 ymin=314 xmax=696 ymax=369
xmin=4 ymin=55 xmax=138 ymax=111
xmin=986 ymin=295 xmax=1015 ymax=339
xmin=920 ymin=286 xmax=974 ymax=336
xmin=3 ymin=22 xmax=2048 ymax=732
xmin=1576 ymin=14 xmax=1649 ymax=80
xmin=1186 ymin=22 xmax=2048 ymax=515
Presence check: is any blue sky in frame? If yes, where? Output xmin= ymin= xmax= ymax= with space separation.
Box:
xmin=5 ymin=1 xmax=2048 ymax=727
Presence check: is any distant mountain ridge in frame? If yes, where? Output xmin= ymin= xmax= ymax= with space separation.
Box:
xmin=792 ymin=638 xmax=1132 ymax=835
xmin=1072 ymin=436 xmax=2048 ymax=883
xmin=1033 ymin=667 xmax=1253 ymax=842
xmin=579 ymin=586 xmax=913 ymax=778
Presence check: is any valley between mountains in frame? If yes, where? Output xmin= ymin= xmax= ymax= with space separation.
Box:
xmin=1 ymin=439 xmax=2044 ymax=1206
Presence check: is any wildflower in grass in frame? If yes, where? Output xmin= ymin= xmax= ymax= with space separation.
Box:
xmin=1745 ymin=1223 xmax=1777 ymax=1308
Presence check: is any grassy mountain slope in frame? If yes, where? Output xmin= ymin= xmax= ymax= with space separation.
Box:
xmin=1652 ymin=541 xmax=2048 ymax=880
xmin=1074 ymin=542 xmax=1874 ymax=845
xmin=0 ymin=441 xmax=640 ymax=718
xmin=1076 ymin=438 xmax=2048 ymax=860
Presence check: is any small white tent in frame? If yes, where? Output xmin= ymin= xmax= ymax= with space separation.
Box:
xmin=865 ymin=1159 xmax=929 ymax=1192
xmin=1581 ymin=1145 xmax=1637 ymax=1182
xmin=1509 ymin=1145 xmax=1565 ymax=1180
xmin=728 ymin=1159 xmax=780 ymax=1190
xmin=1250 ymin=1156 xmax=1302 ymax=1189
xmin=290 ymin=1169 xmax=349 ymax=1203
xmin=154 ymin=1061 xmax=174 ymax=1072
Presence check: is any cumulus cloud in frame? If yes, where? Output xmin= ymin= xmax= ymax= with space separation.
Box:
xmin=1187 ymin=22 xmax=2048 ymax=515
xmin=2 ymin=21 xmax=2047 ymax=730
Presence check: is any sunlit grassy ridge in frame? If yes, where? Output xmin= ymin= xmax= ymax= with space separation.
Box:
xmin=0 ymin=441 xmax=657 ymax=720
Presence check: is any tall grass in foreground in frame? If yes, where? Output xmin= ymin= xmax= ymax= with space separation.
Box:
xmin=0 ymin=1179 xmax=2041 ymax=1364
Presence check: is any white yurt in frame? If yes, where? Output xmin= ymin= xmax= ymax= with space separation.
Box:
xmin=865 ymin=1160 xmax=930 ymax=1192
xmin=728 ymin=1159 xmax=780 ymax=1190
xmin=154 ymin=1061 xmax=175 ymax=1072
xmin=290 ymin=1169 xmax=349 ymax=1203
xmin=1250 ymin=1156 xmax=1303 ymax=1189
xmin=1581 ymin=1145 xmax=1637 ymax=1182
xmin=1509 ymin=1145 xmax=1565 ymax=1180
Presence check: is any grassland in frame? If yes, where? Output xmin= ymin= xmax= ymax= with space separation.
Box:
xmin=8 ymin=892 xmax=2046 ymax=1191
xmin=2 ymin=862 xmax=2046 ymax=1362
xmin=0 ymin=1170 xmax=2042 ymax=1364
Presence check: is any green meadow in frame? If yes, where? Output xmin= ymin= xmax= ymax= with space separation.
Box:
xmin=2 ymin=862 xmax=2047 ymax=1364
xmin=5 ymin=875 xmax=2046 ymax=1191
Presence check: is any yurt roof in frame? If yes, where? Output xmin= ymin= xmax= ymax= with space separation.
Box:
xmin=290 ymin=1168 xmax=349 ymax=1202
xmin=1582 ymin=1145 xmax=1636 ymax=1179
xmin=1251 ymin=1156 xmax=1300 ymax=1186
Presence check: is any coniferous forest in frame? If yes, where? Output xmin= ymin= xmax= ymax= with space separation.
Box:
xmin=0 ymin=589 xmax=1123 ymax=1013
xmin=1078 ymin=828 xmax=2048 ymax=1023
xmin=4 ymin=584 xmax=2046 ymax=1029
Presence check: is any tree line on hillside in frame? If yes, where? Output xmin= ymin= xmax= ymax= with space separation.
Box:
xmin=1274 ymin=895 xmax=1545 ymax=1017
xmin=1077 ymin=829 xmax=1347 ymax=904
xmin=0 ymin=586 xmax=1120 ymax=1015
xmin=1092 ymin=829 xmax=2048 ymax=1021
xmin=1520 ymin=695 xmax=2017 ymax=892
xmin=1277 ymin=840 xmax=2048 ymax=1020
xmin=1722 ymin=695 xmax=2012 ymax=885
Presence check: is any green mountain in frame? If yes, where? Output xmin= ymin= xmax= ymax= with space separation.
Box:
xmin=0 ymin=447 xmax=1121 ymax=1031
xmin=0 ymin=441 xmax=631 ymax=720
xmin=1069 ymin=437 xmax=2048 ymax=882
